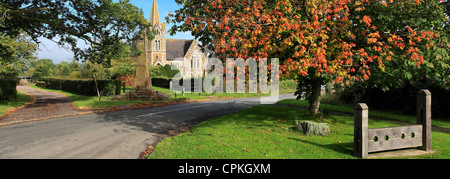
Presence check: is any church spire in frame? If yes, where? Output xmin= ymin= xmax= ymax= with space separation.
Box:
xmin=150 ymin=0 xmax=160 ymax=26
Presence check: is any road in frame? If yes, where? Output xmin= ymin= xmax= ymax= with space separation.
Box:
xmin=0 ymin=94 xmax=295 ymax=159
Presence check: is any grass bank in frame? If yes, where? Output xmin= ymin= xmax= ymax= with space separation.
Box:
xmin=31 ymin=83 xmax=295 ymax=110
xmin=31 ymin=85 xmax=181 ymax=110
xmin=147 ymin=104 xmax=450 ymax=159
xmin=0 ymin=91 xmax=35 ymax=116
xmin=277 ymin=99 xmax=450 ymax=129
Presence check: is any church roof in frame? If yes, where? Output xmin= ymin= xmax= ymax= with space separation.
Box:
xmin=166 ymin=39 xmax=194 ymax=60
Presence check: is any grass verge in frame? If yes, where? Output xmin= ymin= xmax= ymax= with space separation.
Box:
xmin=0 ymin=91 xmax=35 ymax=116
xmin=147 ymin=104 xmax=450 ymax=159
xmin=31 ymin=85 xmax=181 ymax=110
xmin=138 ymin=86 xmax=296 ymax=101
xmin=31 ymin=84 xmax=294 ymax=110
xmin=277 ymin=99 xmax=450 ymax=129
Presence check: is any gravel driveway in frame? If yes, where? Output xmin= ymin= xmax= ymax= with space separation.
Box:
xmin=0 ymin=86 xmax=89 ymax=125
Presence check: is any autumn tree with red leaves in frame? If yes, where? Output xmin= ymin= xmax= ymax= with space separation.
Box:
xmin=167 ymin=0 xmax=445 ymax=114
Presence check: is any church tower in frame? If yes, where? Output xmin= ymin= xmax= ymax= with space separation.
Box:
xmin=148 ymin=0 xmax=166 ymax=66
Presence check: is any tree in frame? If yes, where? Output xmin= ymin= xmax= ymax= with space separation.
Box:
xmin=104 ymin=40 xmax=136 ymax=78
xmin=31 ymin=59 xmax=55 ymax=79
xmin=0 ymin=32 xmax=37 ymax=79
xmin=79 ymin=61 xmax=110 ymax=100
xmin=354 ymin=0 xmax=450 ymax=91
xmin=54 ymin=62 xmax=71 ymax=77
xmin=167 ymin=0 xmax=442 ymax=114
xmin=0 ymin=0 xmax=154 ymax=64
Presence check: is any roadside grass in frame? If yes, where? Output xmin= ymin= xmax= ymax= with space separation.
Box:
xmin=133 ymin=86 xmax=211 ymax=101
xmin=277 ymin=99 xmax=450 ymax=129
xmin=147 ymin=105 xmax=450 ymax=159
xmin=31 ymin=85 xmax=179 ymax=109
xmin=31 ymin=85 xmax=295 ymax=109
xmin=149 ymin=86 xmax=296 ymax=101
xmin=0 ymin=92 xmax=34 ymax=116
xmin=122 ymin=86 xmax=292 ymax=101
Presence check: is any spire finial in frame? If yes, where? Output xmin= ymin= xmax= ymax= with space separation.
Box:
xmin=150 ymin=0 xmax=160 ymax=25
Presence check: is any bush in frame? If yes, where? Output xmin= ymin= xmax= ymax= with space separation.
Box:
xmin=149 ymin=65 xmax=180 ymax=78
xmin=152 ymin=77 xmax=172 ymax=88
xmin=43 ymin=77 xmax=121 ymax=96
xmin=117 ymin=74 xmax=134 ymax=87
xmin=153 ymin=77 xmax=205 ymax=92
xmin=0 ymin=79 xmax=19 ymax=102
xmin=280 ymin=79 xmax=297 ymax=91
xmin=339 ymin=83 xmax=450 ymax=118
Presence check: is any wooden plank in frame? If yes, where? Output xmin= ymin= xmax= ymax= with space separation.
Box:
xmin=367 ymin=125 xmax=423 ymax=153
xmin=368 ymin=149 xmax=435 ymax=159
xmin=354 ymin=103 xmax=369 ymax=158
xmin=417 ymin=89 xmax=432 ymax=151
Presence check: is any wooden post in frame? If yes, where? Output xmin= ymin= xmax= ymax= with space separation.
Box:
xmin=123 ymin=82 xmax=126 ymax=93
xmin=170 ymin=81 xmax=173 ymax=95
xmin=417 ymin=89 xmax=432 ymax=152
xmin=354 ymin=103 xmax=369 ymax=158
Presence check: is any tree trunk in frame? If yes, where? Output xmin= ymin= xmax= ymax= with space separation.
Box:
xmin=309 ymin=77 xmax=322 ymax=114
xmin=94 ymin=78 xmax=101 ymax=102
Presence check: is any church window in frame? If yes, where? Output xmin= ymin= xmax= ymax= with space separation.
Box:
xmin=192 ymin=53 xmax=200 ymax=69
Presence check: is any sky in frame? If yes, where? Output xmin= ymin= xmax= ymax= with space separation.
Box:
xmin=37 ymin=0 xmax=194 ymax=64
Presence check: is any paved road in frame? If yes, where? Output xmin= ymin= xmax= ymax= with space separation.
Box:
xmin=0 ymin=94 xmax=295 ymax=159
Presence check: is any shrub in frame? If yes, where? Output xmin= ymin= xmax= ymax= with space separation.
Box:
xmin=117 ymin=74 xmax=134 ymax=87
xmin=0 ymin=79 xmax=19 ymax=102
xmin=69 ymin=71 xmax=82 ymax=79
xmin=43 ymin=77 xmax=121 ymax=96
xmin=149 ymin=65 xmax=180 ymax=78
xmin=152 ymin=77 xmax=172 ymax=88
xmin=280 ymin=79 xmax=297 ymax=91
xmin=339 ymin=83 xmax=450 ymax=118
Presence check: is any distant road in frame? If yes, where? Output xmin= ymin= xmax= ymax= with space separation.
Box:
xmin=0 ymin=94 xmax=295 ymax=159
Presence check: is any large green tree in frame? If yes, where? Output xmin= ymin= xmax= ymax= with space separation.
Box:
xmin=30 ymin=58 xmax=55 ymax=79
xmin=0 ymin=32 xmax=38 ymax=79
xmin=0 ymin=0 xmax=153 ymax=64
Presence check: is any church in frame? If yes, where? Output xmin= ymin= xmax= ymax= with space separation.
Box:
xmin=146 ymin=0 xmax=213 ymax=77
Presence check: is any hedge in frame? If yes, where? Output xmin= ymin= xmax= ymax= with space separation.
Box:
xmin=339 ymin=83 xmax=450 ymax=118
xmin=152 ymin=77 xmax=297 ymax=93
xmin=152 ymin=77 xmax=172 ymax=88
xmin=43 ymin=78 xmax=122 ymax=96
xmin=152 ymin=77 xmax=206 ymax=91
xmin=0 ymin=79 xmax=19 ymax=102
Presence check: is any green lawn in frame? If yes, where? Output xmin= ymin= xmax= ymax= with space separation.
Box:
xmin=147 ymin=104 xmax=450 ymax=159
xmin=277 ymin=99 xmax=450 ymax=129
xmin=31 ymin=85 xmax=295 ymax=109
xmin=143 ymin=86 xmax=295 ymax=101
xmin=31 ymin=85 xmax=180 ymax=109
xmin=0 ymin=91 xmax=34 ymax=116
